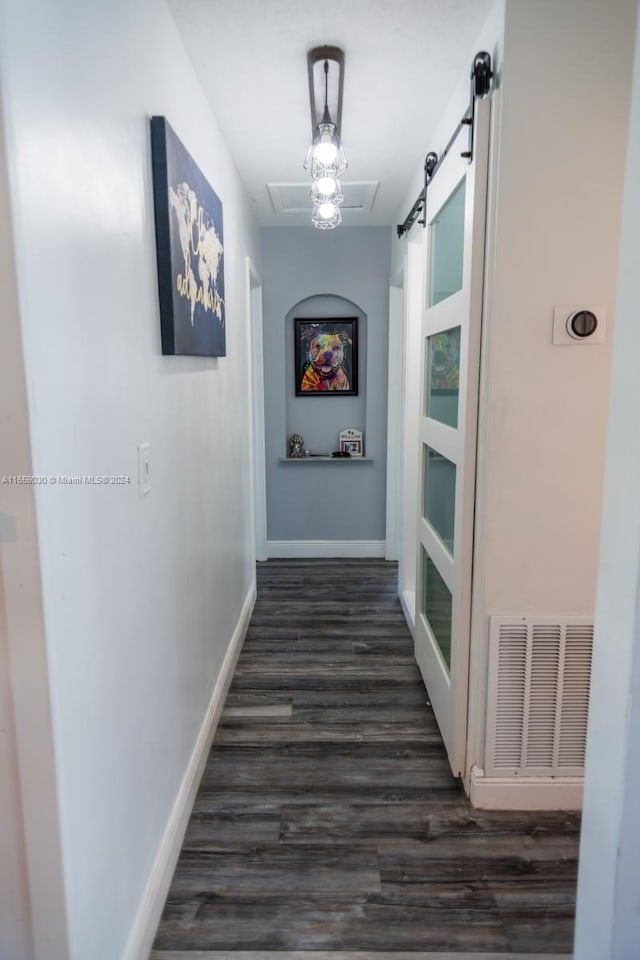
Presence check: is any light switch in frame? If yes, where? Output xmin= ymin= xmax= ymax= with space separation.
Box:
xmin=137 ymin=442 xmax=151 ymax=495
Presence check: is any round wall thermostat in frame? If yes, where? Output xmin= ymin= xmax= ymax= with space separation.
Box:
xmin=553 ymin=305 xmax=606 ymax=345
xmin=567 ymin=309 xmax=598 ymax=339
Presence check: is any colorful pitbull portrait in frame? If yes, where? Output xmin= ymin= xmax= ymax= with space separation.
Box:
xmin=295 ymin=319 xmax=357 ymax=396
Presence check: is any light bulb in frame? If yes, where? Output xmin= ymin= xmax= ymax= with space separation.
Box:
xmin=315 ymin=141 xmax=338 ymax=165
xmin=310 ymin=177 xmax=343 ymax=207
xmin=303 ymin=122 xmax=348 ymax=178
xmin=316 ymin=176 xmax=338 ymax=197
xmin=318 ymin=202 xmax=336 ymax=220
xmin=312 ymin=200 xmax=342 ymax=229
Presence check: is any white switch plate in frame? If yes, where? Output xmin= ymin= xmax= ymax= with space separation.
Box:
xmin=553 ymin=304 xmax=606 ymax=345
xmin=137 ymin=442 xmax=151 ymax=495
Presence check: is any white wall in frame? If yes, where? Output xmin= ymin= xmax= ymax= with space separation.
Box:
xmin=385 ymin=282 xmax=404 ymax=562
xmin=0 ymin=0 xmax=260 ymax=957
xmin=398 ymin=239 xmax=425 ymax=623
xmin=0 ymin=98 xmax=69 ymax=960
xmin=467 ymin=0 xmax=636 ymax=782
xmin=0 ymin=581 xmax=30 ymax=960
xmin=575 ymin=8 xmax=640 ymax=956
xmin=0 ymin=98 xmax=33 ymax=960
xmin=261 ymin=226 xmax=391 ymax=548
xmin=393 ymin=0 xmax=637 ymax=795
xmin=479 ymin=0 xmax=635 ymax=614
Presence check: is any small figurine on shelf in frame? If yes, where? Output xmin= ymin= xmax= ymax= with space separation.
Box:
xmin=288 ymin=434 xmax=304 ymax=458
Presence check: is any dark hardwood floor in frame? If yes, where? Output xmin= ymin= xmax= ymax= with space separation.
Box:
xmin=151 ymin=559 xmax=578 ymax=959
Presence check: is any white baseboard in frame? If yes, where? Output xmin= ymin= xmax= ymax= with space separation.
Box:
xmin=470 ymin=765 xmax=584 ymax=810
xmin=151 ymin=953 xmax=572 ymax=960
xmin=400 ymin=589 xmax=416 ymax=636
xmin=267 ymin=540 xmax=386 ymax=559
xmin=123 ymin=578 xmax=257 ymax=960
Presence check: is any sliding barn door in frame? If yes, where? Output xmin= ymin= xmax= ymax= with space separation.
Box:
xmin=414 ymin=98 xmax=490 ymax=776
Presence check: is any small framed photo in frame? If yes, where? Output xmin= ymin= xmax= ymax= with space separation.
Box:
xmin=339 ymin=428 xmax=363 ymax=457
xmin=295 ymin=318 xmax=358 ymax=396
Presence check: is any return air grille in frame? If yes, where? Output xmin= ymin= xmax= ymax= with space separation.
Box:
xmin=485 ymin=617 xmax=593 ymax=777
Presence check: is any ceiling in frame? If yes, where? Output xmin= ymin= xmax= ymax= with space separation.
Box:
xmin=167 ymin=0 xmax=494 ymax=227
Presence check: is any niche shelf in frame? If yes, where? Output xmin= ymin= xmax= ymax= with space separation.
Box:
xmin=279 ymin=456 xmax=373 ymax=463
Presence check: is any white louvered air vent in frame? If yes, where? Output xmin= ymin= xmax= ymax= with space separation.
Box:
xmin=485 ymin=617 xmax=593 ymax=778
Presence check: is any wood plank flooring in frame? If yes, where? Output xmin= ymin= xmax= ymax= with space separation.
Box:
xmin=151 ymin=560 xmax=579 ymax=958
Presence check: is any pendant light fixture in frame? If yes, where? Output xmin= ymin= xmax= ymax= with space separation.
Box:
xmin=310 ymin=175 xmax=344 ymax=206
xmin=311 ymin=200 xmax=342 ymax=229
xmin=303 ymin=46 xmax=347 ymax=228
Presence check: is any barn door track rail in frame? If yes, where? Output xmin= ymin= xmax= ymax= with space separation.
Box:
xmin=397 ymin=51 xmax=493 ymax=239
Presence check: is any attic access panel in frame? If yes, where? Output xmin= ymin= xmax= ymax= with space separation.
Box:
xmin=268 ymin=181 xmax=379 ymax=214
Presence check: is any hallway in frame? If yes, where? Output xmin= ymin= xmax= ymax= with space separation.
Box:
xmin=151 ymin=560 xmax=579 ymax=957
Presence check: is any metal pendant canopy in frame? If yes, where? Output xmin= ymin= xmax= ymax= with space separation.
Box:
xmin=307 ymin=45 xmax=345 ymax=135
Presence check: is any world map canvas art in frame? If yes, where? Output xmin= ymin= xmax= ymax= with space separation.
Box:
xmin=150 ymin=117 xmax=225 ymax=356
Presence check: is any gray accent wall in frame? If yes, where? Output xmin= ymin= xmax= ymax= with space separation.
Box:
xmin=261 ymin=226 xmax=391 ymax=542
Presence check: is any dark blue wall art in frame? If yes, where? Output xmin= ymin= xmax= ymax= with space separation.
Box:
xmin=150 ymin=117 xmax=225 ymax=356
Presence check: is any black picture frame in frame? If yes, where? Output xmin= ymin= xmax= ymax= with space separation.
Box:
xmin=294 ymin=318 xmax=358 ymax=396
xmin=150 ymin=116 xmax=225 ymax=357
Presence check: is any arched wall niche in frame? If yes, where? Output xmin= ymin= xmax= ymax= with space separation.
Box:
xmin=284 ymin=293 xmax=367 ymax=455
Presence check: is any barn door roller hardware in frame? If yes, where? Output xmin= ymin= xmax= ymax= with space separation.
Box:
xmin=397 ymin=52 xmax=493 ymax=239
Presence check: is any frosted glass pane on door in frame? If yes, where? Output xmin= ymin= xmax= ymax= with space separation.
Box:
xmin=423 ymin=446 xmax=456 ymax=555
xmin=428 ymin=177 xmax=466 ymax=306
xmin=425 ymin=327 xmax=460 ymax=428
xmin=421 ymin=548 xmax=453 ymax=671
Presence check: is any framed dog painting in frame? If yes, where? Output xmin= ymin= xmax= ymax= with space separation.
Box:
xmin=294 ymin=318 xmax=358 ymax=396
